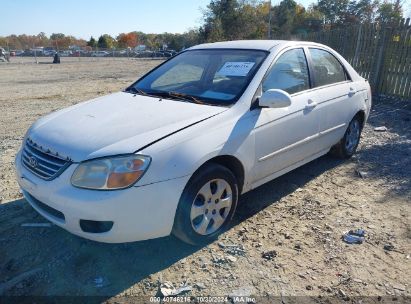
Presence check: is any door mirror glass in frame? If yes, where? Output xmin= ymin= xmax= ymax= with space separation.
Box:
xmin=259 ymin=89 xmax=292 ymax=108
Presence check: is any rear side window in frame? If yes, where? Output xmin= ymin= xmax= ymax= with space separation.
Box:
xmin=309 ymin=48 xmax=347 ymax=87
xmin=262 ymin=48 xmax=310 ymax=94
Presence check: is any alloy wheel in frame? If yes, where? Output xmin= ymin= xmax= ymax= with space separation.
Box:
xmin=345 ymin=119 xmax=360 ymax=153
xmin=190 ymin=179 xmax=233 ymax=235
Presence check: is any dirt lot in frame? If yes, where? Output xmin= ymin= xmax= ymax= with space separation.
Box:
xmin=0 ymin=57 xmax=410 ymax=301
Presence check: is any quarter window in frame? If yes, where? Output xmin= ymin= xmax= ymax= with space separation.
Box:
xmin=262 ymin=48 xmax=310 ymax=94
xmin=309 ymin=48 xmax=347 ymax=87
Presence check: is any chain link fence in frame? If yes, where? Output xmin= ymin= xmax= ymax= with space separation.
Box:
xmin=4 ymin=47 xmax=178 ymax=60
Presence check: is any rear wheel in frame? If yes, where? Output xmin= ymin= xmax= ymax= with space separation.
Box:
xmin=330 ymin=115 xmax=363 ymax=158
xmin=172 ymin=163 xmax=238 ymax=245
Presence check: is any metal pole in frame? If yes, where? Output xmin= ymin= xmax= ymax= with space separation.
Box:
xmin=33 ymin=43 xmax=38 ymax=64
xmin=268 ymin=0 xmax=272 ymax=39
xmin=6 ymin=40 xmax=10 ymax=62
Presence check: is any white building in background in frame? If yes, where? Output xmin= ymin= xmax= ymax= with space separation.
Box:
xmin=69 ymin=45 xmax=81 ymax=51
xmin=31 ymin=47 xmax=44 ymax=54
xmin=134 ymin=44 xmax=146 ymax=52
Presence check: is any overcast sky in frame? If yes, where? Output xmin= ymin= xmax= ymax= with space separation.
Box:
xmin=1 ymin=0 xmax=317 ymax=39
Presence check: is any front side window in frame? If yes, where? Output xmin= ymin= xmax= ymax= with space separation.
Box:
xmin=130 ymin=49 xmax=268 ymax=106
xmin=262 ymin=48 xmax=310 ymax=94
xmin=309 ymin=48 xmax=347 ymax=87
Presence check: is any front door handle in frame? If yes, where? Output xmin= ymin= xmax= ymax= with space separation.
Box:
xmin=348 ymin=87 xmax=356 ymax=97
xmin=305 ymin=99 xmax=317 ymax=110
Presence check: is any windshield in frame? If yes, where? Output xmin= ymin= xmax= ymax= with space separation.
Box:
xmin=128 ymin=49 xmax=268 ymax=106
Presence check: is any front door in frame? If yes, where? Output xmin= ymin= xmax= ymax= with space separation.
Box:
xmin=252 ymin=48 xmax=320 ymax=184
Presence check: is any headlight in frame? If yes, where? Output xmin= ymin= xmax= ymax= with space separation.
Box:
xmin=71 ymin=155 xmax=151 ymax=190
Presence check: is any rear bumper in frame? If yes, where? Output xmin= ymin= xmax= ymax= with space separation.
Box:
xmin=15 ymin=150 xmax=189 ymax=243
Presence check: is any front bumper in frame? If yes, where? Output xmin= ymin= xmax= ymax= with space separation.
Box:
xmin=15 ymin=150 xmax=189 ymax=243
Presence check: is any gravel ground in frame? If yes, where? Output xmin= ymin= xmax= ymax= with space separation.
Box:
xmin=0 ymin=57 xmax=410 ymax=301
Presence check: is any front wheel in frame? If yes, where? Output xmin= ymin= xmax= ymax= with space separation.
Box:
xmin=172 ymin=163 xmax=238 ymax=245
xmin=330 ymin=115 xmax=363 ymax=158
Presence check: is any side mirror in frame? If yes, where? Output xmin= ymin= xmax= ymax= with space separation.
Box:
xmin=259 ymin=89 xmax=292 ymax=108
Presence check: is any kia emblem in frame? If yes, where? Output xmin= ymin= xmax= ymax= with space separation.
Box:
xmin=28 ymin=156 xmax=38 ymax=168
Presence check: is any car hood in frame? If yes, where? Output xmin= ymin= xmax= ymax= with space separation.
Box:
xmin=27 ymin=92 xmax=227 ymax=162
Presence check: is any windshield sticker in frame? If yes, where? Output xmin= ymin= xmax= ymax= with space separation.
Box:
xmin=216 ymin=62 xmax=255 ymax=77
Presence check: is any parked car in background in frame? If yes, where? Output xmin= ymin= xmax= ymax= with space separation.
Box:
xmin=16 ymin=40 xmax=371 ymax=245
xmin=13 ymin=50 xmax=25 ymax=56
xmin=58 ymin=50 xmax=72 ymax=57
xmin=159 ymin=51 xmax=174 ymax=58
xmin=43 ymin=50 xmax=56 ymax=56
xmin=91 ymin=51 xmax=110 ymax=57
xmin=118 ymin=49 xmax=130 ymax=55
xmin=31 ymin=47 xmax=44 ymax=55
xmin=42 ymin=47 xmax=56 ymax=56
xmin=0 ymin=47 xmax=9 ymax=62
xmin=22 ymin=49 xmax=34 ymax=56
xmin=135 ymin=50 xmax=153 ymax=58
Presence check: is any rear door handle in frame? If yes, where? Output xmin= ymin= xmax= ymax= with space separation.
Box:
xmin=305 ymin=99 xmax=317 ymax=110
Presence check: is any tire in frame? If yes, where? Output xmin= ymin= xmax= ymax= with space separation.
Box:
xmin=172 ymin=163 xmax=239 ymax=245
xmin=330 ymin=114 xmax=363 ymax=159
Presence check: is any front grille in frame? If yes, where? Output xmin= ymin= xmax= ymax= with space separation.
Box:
xmin=21 ymin=139 xmax=71 ymax=180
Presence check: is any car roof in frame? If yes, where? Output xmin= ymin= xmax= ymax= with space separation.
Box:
xmin=188 ymin=40 xmax=325 ymax=52
xmin=189 ymin=40 xmax=361 ymax=81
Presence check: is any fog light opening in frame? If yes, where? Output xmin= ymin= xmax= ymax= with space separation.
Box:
xmin=80 ymin=220 xmax=113 ymax=233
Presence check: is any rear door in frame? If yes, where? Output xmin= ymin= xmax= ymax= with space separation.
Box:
xmin=307 ymin=48 xmax=361 ymax=149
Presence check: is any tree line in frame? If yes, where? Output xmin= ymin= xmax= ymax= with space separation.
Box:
xmin=0 ymin=0 xmax=405 ymax=51
xmin=85 ymin=31 xmax=201 ymax=50
xmin=0 ymin=30 xmax=201 ymax=51
xmin=199 ymin=0 xmax=405 ymax=41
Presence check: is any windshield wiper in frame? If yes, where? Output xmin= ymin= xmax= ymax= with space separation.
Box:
xmin=166 ymin=91 xmax=211 ymax=105
xmin=125 ymin=87 xmax=150 ymax=96
xmin=126 ymin=88 xmax=215 ymax=106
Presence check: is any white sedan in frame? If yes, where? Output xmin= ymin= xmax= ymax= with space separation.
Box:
xmin=15 ymin=40 xmax=372 ymax=245
xmin=91 ymin=51 xmax=110 ymax=57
